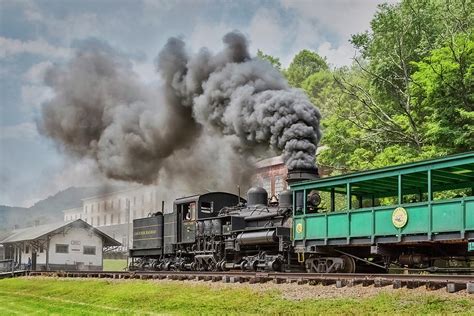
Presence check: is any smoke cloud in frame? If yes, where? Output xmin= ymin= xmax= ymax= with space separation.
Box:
xmin=38 ymin=32 xmax=321 ymax=188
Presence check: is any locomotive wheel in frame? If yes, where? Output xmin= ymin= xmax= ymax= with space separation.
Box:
xmin=240 ymin=260 xmax=248 ymax=271
xmin=340 ymin=255 xmax=356 ymax=273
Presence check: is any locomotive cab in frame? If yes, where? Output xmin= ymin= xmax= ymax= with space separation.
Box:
xmin=174 ymin=192 xmax=244 ymax=245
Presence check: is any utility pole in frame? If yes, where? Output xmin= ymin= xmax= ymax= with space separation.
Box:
xmin=126 ymin=198 xmax=131 ymax=267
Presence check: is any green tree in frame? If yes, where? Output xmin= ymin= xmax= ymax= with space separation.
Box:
xmin=256 ymin=49 xmax=282 ymax=71
xmin=322 ymin=0 xmax=473 ymax=172
xmin=411 ymin=33 xmax=474 ymax=152
xmin=286 ymin=49 xmax=328 ymax=87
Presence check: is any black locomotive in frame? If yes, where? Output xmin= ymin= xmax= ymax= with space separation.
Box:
xmin=129 ymin=187 xmax=296 ymax=271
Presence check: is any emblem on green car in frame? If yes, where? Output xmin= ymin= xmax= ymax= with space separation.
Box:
xmin=392 ymin=207 xmax=408 ymax=228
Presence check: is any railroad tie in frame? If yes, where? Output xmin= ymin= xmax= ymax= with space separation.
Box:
xmin=466 ymin=283 xmax=474 ymax=294
xmin=446 ymin=283 xmax=465 ymax=293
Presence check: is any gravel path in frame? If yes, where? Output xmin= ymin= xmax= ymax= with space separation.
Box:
xmin=155 ymin=279 xmax=473 ymax=301
xmin=21 ymin=276 xmax=473 ymax=300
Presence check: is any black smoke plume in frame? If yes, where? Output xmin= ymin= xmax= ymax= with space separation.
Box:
xmin=38 ymin=32 xmax=321 ymax=188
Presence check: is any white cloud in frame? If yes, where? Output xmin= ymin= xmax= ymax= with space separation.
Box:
xmin=248 ymin=8 xmax=285 ymax=57
xmin=317 ymin=41 xmax=356 ymax=67
xmin=280 ymin=0 xmax=396 ymax=40
xmin=23 ymin=61 xmax=53 ymax=83
xmin=20 ymin=61 xmax=55 ymax=114
xmin=21 ymin=84 xmax=53 ymax=111
xmin=0 ymin=37 xmax=71 ymax=59
xmin=0 ymin=122 xmax=39 ymax=140
xmin=189 ymin=21 xmax=234 ymax=53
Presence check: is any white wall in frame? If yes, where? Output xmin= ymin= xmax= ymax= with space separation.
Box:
xmin=20 ymin=227 xmax=103 ymax=267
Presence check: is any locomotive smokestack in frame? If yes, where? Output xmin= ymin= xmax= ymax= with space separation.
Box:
xmin=286 ymin=166 xmax=319 ymax=185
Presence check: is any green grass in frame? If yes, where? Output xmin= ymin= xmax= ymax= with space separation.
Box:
xmin=103 ymin=259 xmax=128 ymax=271
xmin=0 ymin=278 xmax=472 ymax=315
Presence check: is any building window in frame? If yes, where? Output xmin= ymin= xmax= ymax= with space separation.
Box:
xmin=25 ymin=245 xmax=29 ymax=254
xmin=91 ymin=217 xmax=94 ymax=225
xmin=111 ymin=214 xmax=114 ymax=224
xmin=133 ymin=196 xmax=136 ymax=205
xmin=55 ymin=244 xmax=68 ymax=254
xmin=97 ymin=216 xmax=100 ymax=226
xmin=118 ymin=199 xmax=121 ymax=209
xmin=111 ymin=200 xmax=114 ymax=209
xmin=104 ymin=215 xmax=107 ymax=225
xmin=40 ymin=245 xmax=44 ymax=253
xmin=275 ymin=176 xmax=285 ymax=195
xmin=262 ymin=177 xmax=271 ymax=196
xmin=85 ymin=206 xmax=88 ymax=214
xmin=83 ymin=246 xmax=96 ymax=255
xmin=118 ymin=213 xmax=121 ymax=224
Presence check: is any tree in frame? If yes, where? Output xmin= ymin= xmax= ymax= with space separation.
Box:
xmin=411 ymin=33 xmax=474 ymax=152
xmin=286 ymin=50 xmax=328 ymax=87
xmin=324 ymin=0 xmax=473 ymax=172
xmin=256 ymin=49 xmax=282 ymax=71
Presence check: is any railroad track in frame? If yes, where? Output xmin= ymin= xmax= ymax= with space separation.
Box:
xmin=27 ymin=270 xmax=474 ymax=294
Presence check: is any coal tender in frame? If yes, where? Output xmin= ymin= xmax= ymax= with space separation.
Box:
xmin=129 ymin=188 xmax=296 ymax=271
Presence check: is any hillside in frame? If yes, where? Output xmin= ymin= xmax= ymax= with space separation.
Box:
xmin=0 ymin=185 xmax=123 ymax=231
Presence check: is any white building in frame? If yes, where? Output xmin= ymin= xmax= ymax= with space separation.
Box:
xmin=63 ymin=207 xmax=83 ymax=221
xmin=63 ymin=186 xmax=171 ymax=251
xmin=0 ymin=219 xmax=120 ymax=271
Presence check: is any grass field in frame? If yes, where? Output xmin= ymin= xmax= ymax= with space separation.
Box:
xmin=103 ymin=259 xmax=128 ymax=271
xmin=0 ymin=278 xmax=472 ymax=315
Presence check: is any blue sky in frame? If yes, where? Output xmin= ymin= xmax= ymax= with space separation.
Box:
xmin=0 ymin=0 xmax=393 ymax=206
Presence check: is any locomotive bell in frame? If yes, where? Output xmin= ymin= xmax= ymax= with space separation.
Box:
xmin=247 ymin=186 xmax=268 ymax=207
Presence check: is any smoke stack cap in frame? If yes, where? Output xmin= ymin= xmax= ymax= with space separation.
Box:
xmin=247 ymin=187 xmax=268 ymax=207
xmin=286 ymin=167 xmax=319 ymax=185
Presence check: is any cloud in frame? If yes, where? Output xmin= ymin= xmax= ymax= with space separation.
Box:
xmin=0 ymin=122 xmax=39 ymax=140
xmin=0 ymin=37 xmax=71 ymax=59
xmin=21 ymin=84 xmax=53 ymax=112
xmin=19 ymin=61 xmax=54 ymax=114
xmin=23 ymin=61 xmax=53 ymax=83
xmin=248 ymin=8 xmax=285 ymax=56
xmin=189 ymin=21 xmax=235 ymax=53
xmin=280 ymin=0 xmax=395 ymax=40
xmin=317 ymin=41 xmax=356 ymax=67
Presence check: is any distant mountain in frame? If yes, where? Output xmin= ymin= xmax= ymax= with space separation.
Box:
xmin=0 ymin=185 xmax=124 ymax=231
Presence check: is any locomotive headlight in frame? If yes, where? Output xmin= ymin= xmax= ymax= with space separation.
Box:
xmin=307 ymin=190 xmax=321 ymax=208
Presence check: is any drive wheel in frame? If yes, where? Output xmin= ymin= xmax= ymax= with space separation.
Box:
xmin=340 ymin=255 xmax=356 ymax=273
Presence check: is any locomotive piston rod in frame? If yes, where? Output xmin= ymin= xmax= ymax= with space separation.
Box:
xmin=236 ymin=230 xmax=277 ymax=245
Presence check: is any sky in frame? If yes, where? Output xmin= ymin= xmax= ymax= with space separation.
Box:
xmin=0 ymin=0 xmax=394 ymax=207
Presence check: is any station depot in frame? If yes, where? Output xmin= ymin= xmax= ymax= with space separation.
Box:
xmin=0 ymin=219 xmax=120 ymax=271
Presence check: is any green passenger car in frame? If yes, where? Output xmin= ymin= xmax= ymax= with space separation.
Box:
xmin=291 ymin=152 xmax=474 ymax=273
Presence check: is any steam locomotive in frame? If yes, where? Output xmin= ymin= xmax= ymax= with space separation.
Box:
xmin=129 ymin=153 xmax=474 ymax=273
xmin=129 ymin=187 xmax=297 ymax=272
